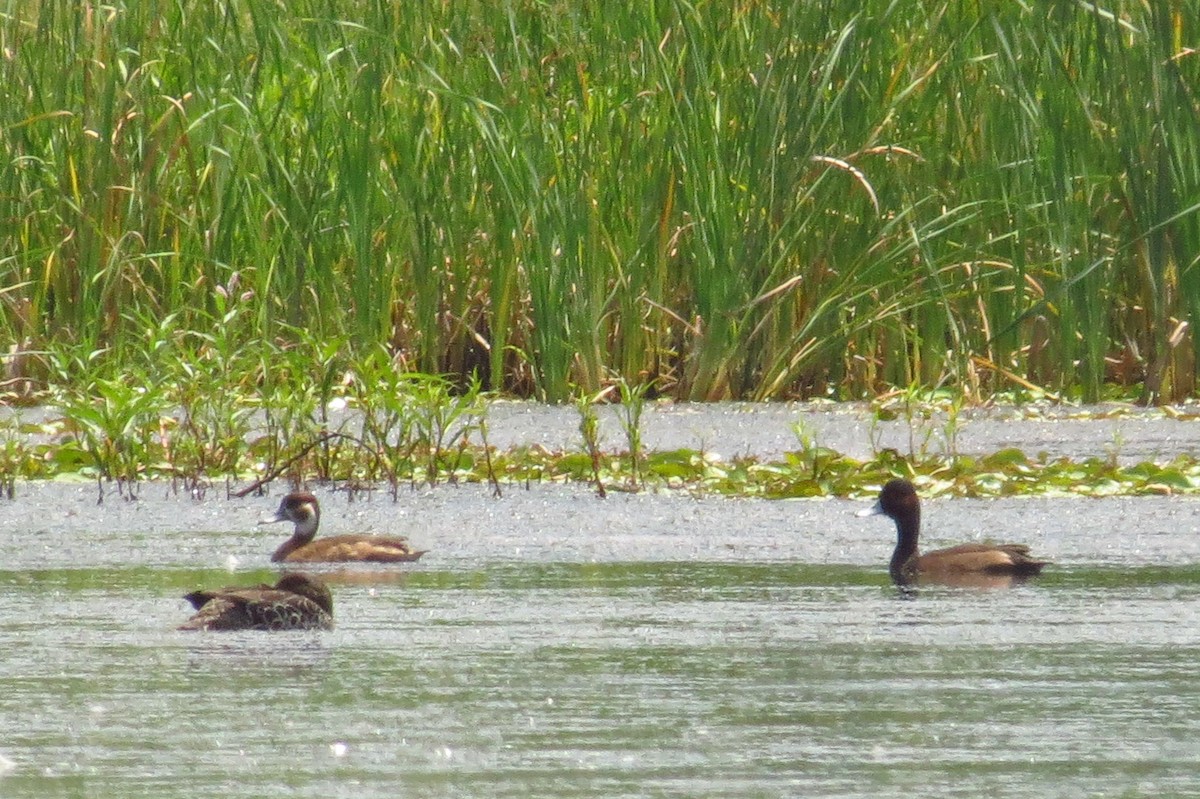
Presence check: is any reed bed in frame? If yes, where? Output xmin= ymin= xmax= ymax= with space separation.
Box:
xmin=2 ymin=0 xmax=1198 ymax=403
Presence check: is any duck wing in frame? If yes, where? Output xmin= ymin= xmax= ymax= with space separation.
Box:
xmin=918 ymin=542 xmax=1048 ymax=576
xmin=285 ymin=534 xmax=428 ymax=563
xmin=183 ymin=583 xmax=272 ymax=610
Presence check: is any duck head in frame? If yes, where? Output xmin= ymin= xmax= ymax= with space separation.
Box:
xmin=856 ymin=478 xmax=920 ymax=529
xmin=260 ymin=491 xmax=321 ymax=541
xmin=275 ymin=572 xmax=334 ymax=615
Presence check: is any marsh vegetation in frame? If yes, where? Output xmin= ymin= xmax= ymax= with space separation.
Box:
xmin=5 ymin=359 xmax=1200 ymax=501
xmin=3 ymin=0 xmax=1198 ymax=407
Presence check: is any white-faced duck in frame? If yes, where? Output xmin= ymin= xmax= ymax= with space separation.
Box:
xmin=858 ymin=478 xmax=1048 ymax=588
xmin=179 ymin=572 xmax=334 ymax=631
xmin=260 ymin=491 xmax=429 ymax=563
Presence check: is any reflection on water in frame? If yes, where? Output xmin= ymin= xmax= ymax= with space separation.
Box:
xmin=2 ymin=557 xmax=1200 ymax=798
xmin=896 ymin=571 xmax=1041 ymax=591
xmin=3 ymin=479 xmax=1200 ymax=798
xmin=182 ymin=634 xmax=334 ymax=671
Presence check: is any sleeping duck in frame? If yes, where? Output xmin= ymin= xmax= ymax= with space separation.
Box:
xmin=179 ymin=572 xmax=334 ymax=631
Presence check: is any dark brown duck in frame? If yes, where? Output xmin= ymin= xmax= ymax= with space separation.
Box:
xmin=858 ymin=478 xmax=1048 ymax=587
xmin=260 ymin=491 xmax=429 ymax=563
xmin=178 ymin=572 xmax=334 ymax=631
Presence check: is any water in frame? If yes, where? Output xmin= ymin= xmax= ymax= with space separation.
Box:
xmin=475 ymin=399 xmax=1200 ymax=465
xmin=3 ymin=483 xmax=1200 ymax=797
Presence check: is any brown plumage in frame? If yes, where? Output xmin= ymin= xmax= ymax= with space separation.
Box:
xmin=857 ymin=478 xmax=1049 ymax=588
xmin=260 ymin=492 xmax=428 ymax=563
xmin=178 ymin=572 xmax=334 ymax=631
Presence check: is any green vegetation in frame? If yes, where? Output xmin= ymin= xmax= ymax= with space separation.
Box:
xmin=2 ymin=1 xmax=1199 ymax=499
xmin=3 ymin=343 xmax=1200 ymax=499
xmin=2 ymin=1 xmax=1199 ymax=404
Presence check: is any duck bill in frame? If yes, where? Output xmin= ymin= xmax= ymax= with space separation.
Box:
xmin=257 ymin=512 xmax=286 ymax=526
xmin=855 ymin=499 xmax=884 ymax=518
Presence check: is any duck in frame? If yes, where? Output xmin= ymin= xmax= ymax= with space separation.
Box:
xmin=260 ymin=491 xmax=428 ymax=563
xmin=857 ymin=478 xmax=1048 ymax=587
xmin=178 ymin=572 xmax=334 ymax=631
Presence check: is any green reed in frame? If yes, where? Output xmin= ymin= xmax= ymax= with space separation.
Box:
xmin=2 ymin=0 xmax=1198 ymax=404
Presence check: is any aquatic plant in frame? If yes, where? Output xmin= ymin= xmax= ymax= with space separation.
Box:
xmin=1 ymin=1 xmax=1197 ymax=403
xmin=574 ymin=388 xmax=608 ymax=498
xmin=158 ymin=296 xmax=261 ymax=496
xmin=48 ymin=348 xmax=168 ymax=500
xmin=0 ymin=418 xmax=44 ymax=498
xmin=349 ymin=347 xmax=421 ymax=493
xmin=407 ymin=373 xmax=489 ymax=487
xmin=614 ymin=380 xmax=650 ymax=490
xmin=14 ymin=369 xmax=1200 ymax=501
xmin=869 ymin=386 xmax=966 ymax=461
